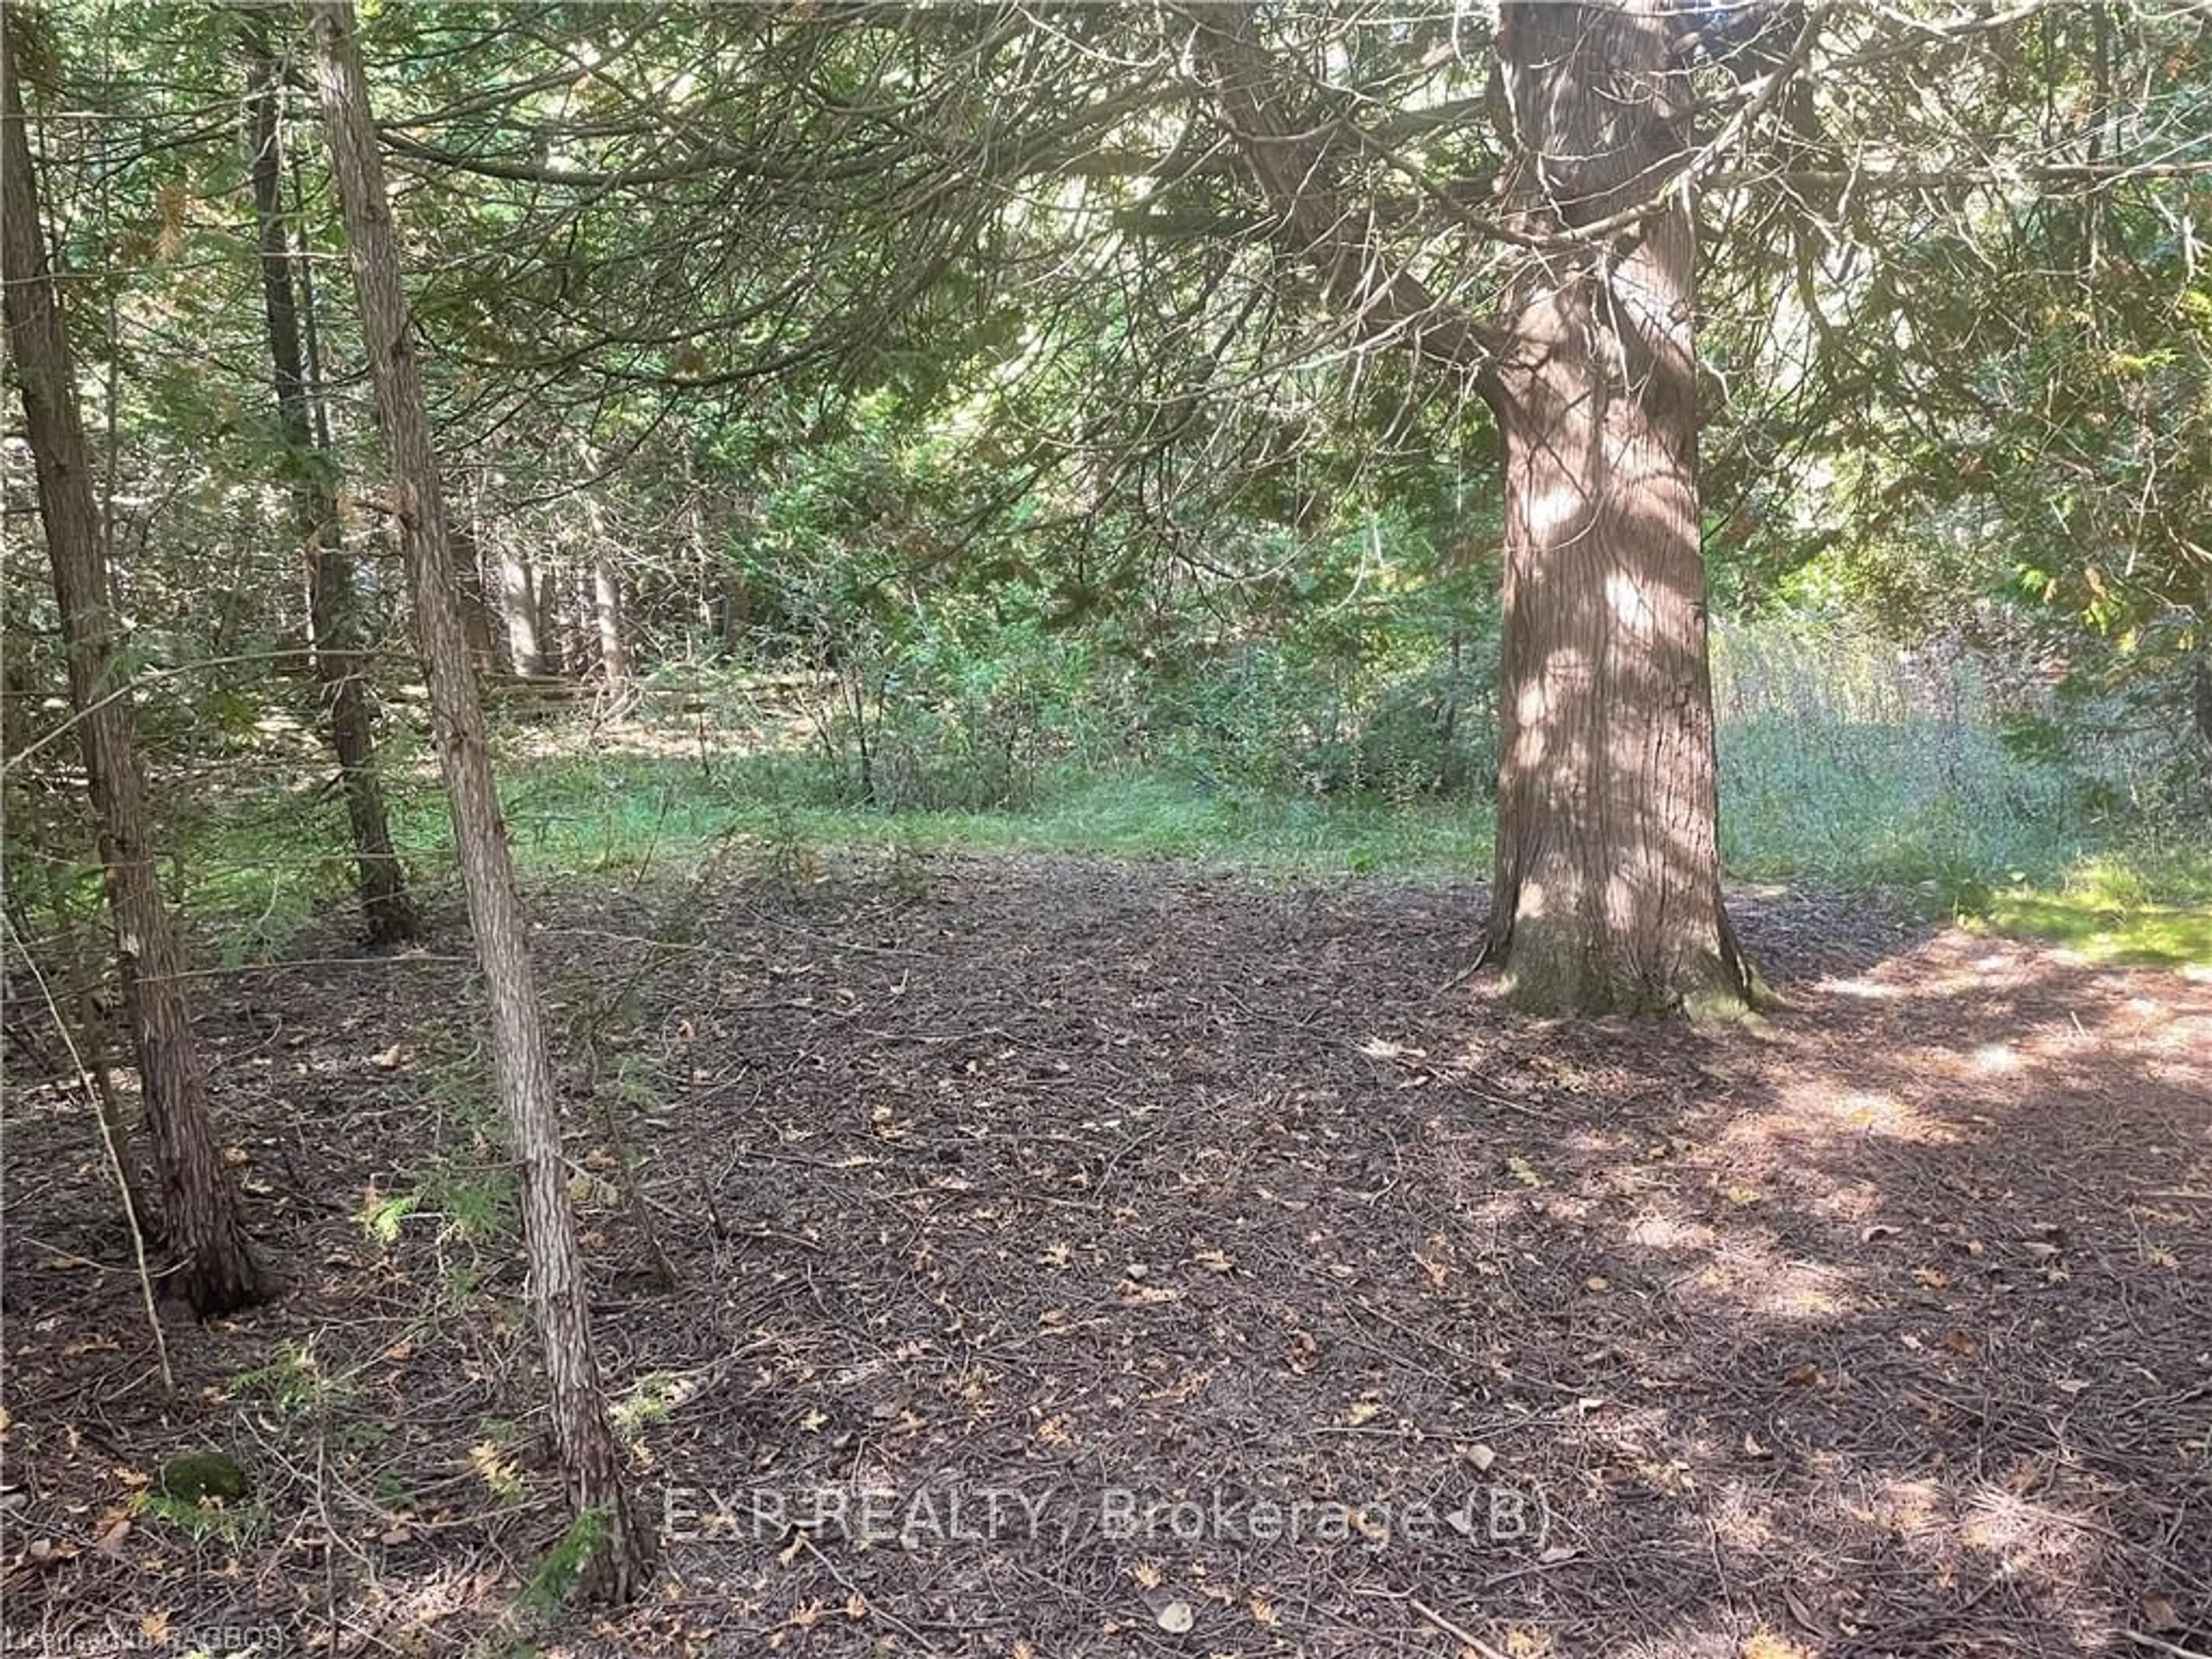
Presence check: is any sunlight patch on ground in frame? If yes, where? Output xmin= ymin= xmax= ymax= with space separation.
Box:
xmin=1823 ymin=974 xmax=1903 ymax=1001
xmin=1823 ymin=938 xmax=2052 ymax=1006
xmin=1721 ymin=1081 xmax=1956 ymax=1154
xmin=1797 ymin=1177 xmax=1889 ymax=1226
xmin=2127 ymin=1012 xmax=2211 ymax=1070
xmin=1820 ymin=1088 xmax=1936 ymax=1137
xmin=1969 ymin=1042 xmax=2020 ymax=1074
xmin=1677 ymin=1469 xmax=2137 ymax=1659
xmin=1982 ymin=889 xmax=2212 ymax=970
xmin=1706 ymin=1479 xmax=1782 ymax=1552
xmin=1624 ymin=1213 xmax=1714 ymax=1252
xmin=1860 ymin=1473 xmax=1944 ymax=1539
xmin=1960 ymin=1484 xmax=2100 ymax=1577
xmin=1855 ymin=1474 xmax=2110 ymax=1603
xmin=1680 ymin=1243 xmax=1858 ymax=1320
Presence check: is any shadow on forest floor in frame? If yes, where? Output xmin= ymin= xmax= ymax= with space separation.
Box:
xmin=3 ymin=855 xmax=2208 ymax=1658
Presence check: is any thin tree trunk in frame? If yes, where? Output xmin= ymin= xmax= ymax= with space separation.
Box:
xmin=536 ymin=565 xmax=573 ymax=677
xmin=575 ymin=454 xmax=631 ymax=684
xmin=243 ymin=19 xmax=415 ymax=948
xmin=686 ymin=446 xmax=716 ymax=652
xmin=450 ymin=519 xmax=498 ymax=675
xmin=286 ymin=143 xmax=338 ymax=458
xmin=500 ymin=545 xmax=545 ymax=676
xmin=308 ymin=0 xmax=652 ymax=1601
xmin=2 ymin=22 xmax=265 ymax=1315
xmin=1484 ymin=1 xmax=1752 ymax=1015
xmin=593 ymin=563 xmax=631 ymax=684
xmin=572 ymin=567 xmax=593 ymax=676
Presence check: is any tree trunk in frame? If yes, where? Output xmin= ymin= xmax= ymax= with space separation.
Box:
xmin=592 ymin=563 xmax=631 ymax=684
xmin=499 ymin=544 xmax=545 ymax=676
xmin=450 ymin=520 xmax=499 ymax=675
xmin=1483 ymin=1 xmax=1752 ymax=1015
xmin=2 ymin=22 xmax=266 ymax=1315
xmin=308 ymin=0 xmax=652 ymax=1601
xmin=540 ymin=565 xmax=581 ymax=677
xmin=1187 ymin=1 xmax=1751 ymax=1016
xmin=712 ymin=571 xmax=748 ymax=658
xmin=244 ymin=19 xmax=416 ymax=948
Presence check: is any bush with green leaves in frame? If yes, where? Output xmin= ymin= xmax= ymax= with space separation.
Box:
xmin=1133 ymin=520 xmax=1499 ymax=802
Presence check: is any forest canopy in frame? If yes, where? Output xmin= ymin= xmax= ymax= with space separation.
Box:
xmin=6 ymin=1 xmax=2204 ymax=861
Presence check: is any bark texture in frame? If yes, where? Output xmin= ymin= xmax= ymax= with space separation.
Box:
xmin=592 ymin=563 xmax=631 ymax=684
xmin=1188 ymin=3 xmax=1751 ymax=1016
xmin=1487 ymin=1 xmax=1751 ymax=1014
xmin=309 ymin=0 xmax=652 ymax=1600
xmin=500 ymin=547 xmax=546 ymax=676
xmin=244 ymin=21 xmax=415 ymax=948
xmin=3 ymin=24 xmax=266 ymax=1315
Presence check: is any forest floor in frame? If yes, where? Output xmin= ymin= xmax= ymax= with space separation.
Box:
xmin=3 ymin=854 xmax=2209 ymax=1659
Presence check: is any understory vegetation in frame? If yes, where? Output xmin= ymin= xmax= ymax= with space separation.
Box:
xmin=175 ymin=604 xmax=2210 ymax=970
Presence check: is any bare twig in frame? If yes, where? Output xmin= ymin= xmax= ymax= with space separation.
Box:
xmin=2126 ymin=1633 xmax=2212 ymax=1659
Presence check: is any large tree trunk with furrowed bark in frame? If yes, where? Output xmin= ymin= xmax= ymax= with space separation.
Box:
xmin=1190 ymin=0 xmax=1753 ymax=1017
xmin=309 ymin=0 xmax=653 ymax=1601
xmin=244 ymin=18 xmax=416 ymax=949
xmin=3 ymin=21 xmax=266 ymax=1315
xmin=1483 ymin=1 xmax=1752 ymax=1016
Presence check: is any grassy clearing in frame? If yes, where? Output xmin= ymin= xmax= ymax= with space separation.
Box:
xmin=173 ymin=748 xmax=1493 ymax=962
xmin=188 ymin=741 xmax=2207 ymax=968
xmin=1709 ymin=626 xmax=2209 ymax=963
xmin=1714 ymin=625 xmax=2084 ymax=897
xmin=404 ymin=753 xmax=1496 ymax=882
xmin=177 ymin=622 xmax=2207 ymax=968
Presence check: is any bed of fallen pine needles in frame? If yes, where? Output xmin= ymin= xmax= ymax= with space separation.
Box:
xmin=4 ymin=852 xmax=2209 ymax=1659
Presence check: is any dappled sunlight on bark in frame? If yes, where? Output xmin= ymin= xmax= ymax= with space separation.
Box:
xmin=1486 ymin=2 xmax=1748 ymax=1016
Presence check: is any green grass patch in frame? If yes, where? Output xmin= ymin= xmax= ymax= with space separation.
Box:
xmin=1715 ymin=711 xmax=2090 ymax=896
xmin=370 ymin=752 xmax=1495 ymax=885
xmin=170 ymin=638 xmax=2201 ymax=969
xmin=1973 ymin=850 xmax=2212 ymax=968
xmin=183 ymin=735 xmax=2209 ymax=945
xmin=851 ymin=770 xmax=1496 ymax=876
